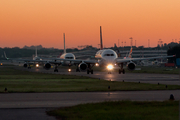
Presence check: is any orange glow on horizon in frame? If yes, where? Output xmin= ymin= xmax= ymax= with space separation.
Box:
xmin=0 ymin=0 xmax=180 ymax=49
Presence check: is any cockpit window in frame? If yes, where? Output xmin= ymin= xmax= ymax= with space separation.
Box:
xmin=97 ymin=50 xmax=103 ymax=55
xmin=104 ymin=54 xmax=114 ymax=56
xmin=65 ymin=57 xmax=74 ymax=59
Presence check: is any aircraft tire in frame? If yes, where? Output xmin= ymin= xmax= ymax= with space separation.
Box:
xmin=76 ymin=68 xmax=80 ymax=72
xmin=87 ymin=70 xmax=89 ymax=74
xmin=122 ymin=69 xmax=125 ymax=74
xmin=91 ymin=70 xmax=93 ymax=74
xmin=119 ymin=69 xmax=121 ymax=74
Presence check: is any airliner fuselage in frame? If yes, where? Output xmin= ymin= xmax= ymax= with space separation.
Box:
xmin=95 ymin=49 xmax=118 ymax=67
xmin=60 ymin=53 xmax=75 ymax=66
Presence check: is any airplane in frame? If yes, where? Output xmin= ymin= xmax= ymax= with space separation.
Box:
xmin=43 ymin=33 xmax=76 ymax=72
xmin=4 ymin=47 xmax=43 ymax=69
xmin=4 ymin=34 xmax=76 ymax=72
xmin=43 ymin=26 xmax=175 ymax=74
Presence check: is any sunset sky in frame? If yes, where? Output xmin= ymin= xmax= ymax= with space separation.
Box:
xmin=0 ymin=0 xmax=180 ymax=49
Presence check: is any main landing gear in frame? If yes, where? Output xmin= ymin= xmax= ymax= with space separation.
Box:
xmin=87 ymin=64 xmax=94 ymax=74
xmin=27 ymin=64 xmax=31 ymax=69
xmin=119 ymin=69 xmax=125 ymax=74
xmin=76 ymin=65 xmax=80 ymax=72
xmin=54 ymin=65 xmax=58 ymax=72
xmin=119 ymin=63 xmax=125 ymax=74
xmin=87 ymin=69 xmax=93 ymax=74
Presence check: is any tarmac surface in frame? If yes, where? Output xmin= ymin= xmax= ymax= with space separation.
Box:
xmin=29 ymin=67 xmax=180 ymax=85
xmin=1 ymin=91 xmax=180 ymax=109
xmin=1 ymin=66 xmax=180 ymax=120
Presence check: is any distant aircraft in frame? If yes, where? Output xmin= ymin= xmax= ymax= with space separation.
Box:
xmin=4 ymin=47 xmax=43 ymax=69
xmin=43 ymin=33 xmax=76 ymax=72
xmin=4 ymin=34 xmax=76 ymax=72
xmin=44 ymin=26 xmax=175 ymax=74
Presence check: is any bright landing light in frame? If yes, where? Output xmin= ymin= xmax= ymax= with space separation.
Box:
xmin=107 ymin=64 xmax=113 ymax=70
xmin=68 ymin=69 xmax=71 ymax=72
xmin=36 ymin=64 xmax=39 ymax=67
xmin=95 ymin=63 xmax=99 ymax=66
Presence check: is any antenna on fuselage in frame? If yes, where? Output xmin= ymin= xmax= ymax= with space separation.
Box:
xmin=63 ymin=33 xmax=66 ymax=53
xmin=100 ymin=26 xmax=103 ymax=50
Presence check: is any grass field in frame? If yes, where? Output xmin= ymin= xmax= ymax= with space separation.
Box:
xmin=0 ymin=66 xmax=180 ymax=92
xmin=127 ymin=66 xmax=180 ymax=74
xmin=47 ymin=101 xmax=179 ymax=120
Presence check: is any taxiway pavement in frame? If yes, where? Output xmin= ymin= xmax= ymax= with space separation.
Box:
xmin=0 ymin=90 xmax=180 ymax=108
xmin=26 ymin=67 xmax=180 ymax=85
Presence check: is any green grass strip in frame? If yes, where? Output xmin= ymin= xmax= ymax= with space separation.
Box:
xmin=47 ymin=101 xmax=179 ymax=120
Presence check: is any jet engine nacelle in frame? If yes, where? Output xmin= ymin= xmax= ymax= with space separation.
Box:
xmin=44 ymin=63 xmax=51 ymax=70
xmin=78 ymin=62 xmax=87 ymax=71
xmin=23 ymin=63 xmax=28 ymax=68
xmin=126 ymin=61 xmax=136 ymax=71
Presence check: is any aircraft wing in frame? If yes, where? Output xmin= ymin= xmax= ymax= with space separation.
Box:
xmin=4 ymin=56 xmax=47 ymax=63
xmin=115 ymin=55 xmax=175 ymax=63
xmin=51 ymin=58 xmax=97 ymax=64
xmin=4 ymin=51 xmax=48 ymax=63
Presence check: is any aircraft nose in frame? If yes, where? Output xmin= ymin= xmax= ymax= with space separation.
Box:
xmin=105 ymin=58 xmax=114 ymax=64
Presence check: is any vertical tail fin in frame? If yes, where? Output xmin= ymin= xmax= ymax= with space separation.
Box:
xmin=100 ymin=26 xmax=103 ymax=50
xmin=63 ymin=33 xmax=66 ymax=53
xmin=4 ymin=51 xmax=8 ymax=60
xmin=128 ymin=47 xmax=133 ymax=58
xmin=35 ymin=46 xmax=37 ymax=57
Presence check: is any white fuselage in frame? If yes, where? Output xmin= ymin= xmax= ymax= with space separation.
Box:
xmin=60 ymin=53 xmax=75 ymax=66
xmin=33 ymin=56 xmax=42 ymax=61
xmin=95 ymin=49 xmax=118 ymax=67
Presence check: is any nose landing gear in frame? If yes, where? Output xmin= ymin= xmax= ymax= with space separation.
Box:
xmin=118 ymin=63 xmax=125 ymax=74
